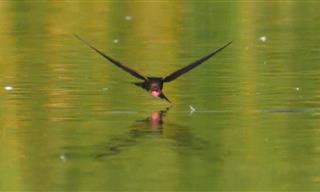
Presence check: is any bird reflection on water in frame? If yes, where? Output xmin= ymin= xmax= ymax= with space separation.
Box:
xmin=134 ymin=107 xmax=170 ymax=131
xmin=96 ymin=107 xmax=170 ymax=159
xmin=96 ymin=107 xmax=208 ymax=160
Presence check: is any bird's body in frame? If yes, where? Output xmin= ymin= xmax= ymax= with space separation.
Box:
xmin=134 ymin=77 xmax=169 ymax=102
xmin=74 ymin=34 xmax=232 ymax=103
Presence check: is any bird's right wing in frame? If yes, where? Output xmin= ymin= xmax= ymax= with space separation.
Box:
xmin=74 ymin=34 xmax=147 ymax=81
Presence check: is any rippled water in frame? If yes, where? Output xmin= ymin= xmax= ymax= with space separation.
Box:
xmin=1 ymin=1 xmax=320 ymax=191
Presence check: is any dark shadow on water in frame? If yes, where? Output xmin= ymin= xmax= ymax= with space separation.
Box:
xmin=95 ymin=107 xmax=209 ymax=160
xmin=95 ymin=107 xmax=170 ymax=159
xmin=59 ymin=107 xmax=211 ymax=161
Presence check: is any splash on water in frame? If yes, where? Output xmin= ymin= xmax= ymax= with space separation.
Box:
xmin=189 ymin=105 xmax=196 ymax=115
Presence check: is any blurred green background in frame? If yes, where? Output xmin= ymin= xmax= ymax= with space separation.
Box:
xmin=1 ymin=1 xmax=320 ymax=191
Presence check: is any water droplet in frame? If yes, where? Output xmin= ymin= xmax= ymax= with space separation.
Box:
xmin=259 ymin=35 xmax=267 ymax=42
xmin=4 ymin=86 xmax=13 ymax=91
xmin=60 ymin=154 xmax=67 ymax=162
xmin=125 ymin=16 xmax=132 ymax=21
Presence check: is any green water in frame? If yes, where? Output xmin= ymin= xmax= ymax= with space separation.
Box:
xmin=1 ymin=1 xmax=320 ymax=191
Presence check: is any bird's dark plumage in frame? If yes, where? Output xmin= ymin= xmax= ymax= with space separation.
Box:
xmin=74 ymin=34 xmax=147 ymax=81
xmin=162 ymin=41 xmax=232 ymax=82
xmin=74 ymin=34 xmax=232 ymax=103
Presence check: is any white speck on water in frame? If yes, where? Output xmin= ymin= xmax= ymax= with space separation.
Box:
xmin=4 ymin=86 xmax=13 ymax=91
xmin=189 ymin=105 xmax=196 ymax=114
xmin=113 ymin=39 xmax=119 ymax=44
xmin=125 ymin=16 xmax=132 ymax=21
xmin=259 ymin=35 xmax=267 ymax=42
xmin=295 ymin=87 xmax=300 ymax=91
xmin=59 ymin=154 xmax=67 ymax=162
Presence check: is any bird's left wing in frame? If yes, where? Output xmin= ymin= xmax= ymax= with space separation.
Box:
xmin=163 ymin=41 xmax=232 ymax=83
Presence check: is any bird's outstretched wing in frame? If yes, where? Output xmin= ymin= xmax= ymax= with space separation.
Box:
xmin=163 ymin=41 xmax=232 ymax=83
xmin=133 ymin=82 xmax=148 ymax=91
xmin=74 ymin=34 xmax=147 ymax=81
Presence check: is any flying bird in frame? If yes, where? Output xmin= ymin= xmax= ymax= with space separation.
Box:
xmin=74 ymin=34 xmax=232 ymax=103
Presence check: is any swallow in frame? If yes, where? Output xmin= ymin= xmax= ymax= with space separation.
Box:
xmin=74 ymin=34 xmax=232 ymax=103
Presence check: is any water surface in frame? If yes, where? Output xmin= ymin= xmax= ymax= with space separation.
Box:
xmin=1 ymin=1 xmax=320 ymax=191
